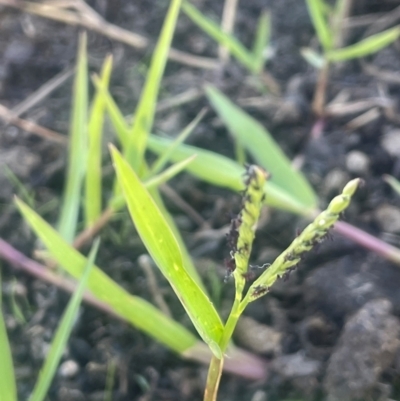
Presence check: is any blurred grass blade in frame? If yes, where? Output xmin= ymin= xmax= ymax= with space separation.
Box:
xmin=29 ymin=238 xmax=100 ymax=401
xmin=58 ymin=33 xmax=88 ymax=243
xmin=145 ymin=155 xmax=197 ymax=190
xmin=110 ymin=146 xmax=223 ymax=357
xmin=3 ymin=165 xmax=35 ymax=208
xmin=301 ymin=47 xmax=325 ymax=69
xmin=0 ymin=273 xmax=17 ymax=401
xmin=92 ymin=76 xmax=129 ymax=148
xmin=147 ymin=135 xmax=312 ymax=215
xmin=123 ymin=0 xmax=182 ymax=172
xmin=305 ymin=0 xmax=333 ymax=51
xmin=332 ymin=0 xmax=347 ymax=40
xmin=147 ymin=186 xmax=207 ymax=290
xmin=15 ymin=198 xmax=199 ymax=353
xmin=100 ymin=29 xmax=307 ymax=211
xmin=85 ymin=56 xmax=113 ymax=227
xmin=95 ymin=82 xmax=207 ymax=291
xmin=327 ymin=26 xmax=400 ymax=61
xmin=252 ymin=11 xmax=271 ymax=73
xmin=93 ymin=76 xmax=207 ymax=291
xmin=148 ymin=135 xmax=244 ymax=189
xmin=384 ymin=175 xmax=400 ymax=197
xmin=205 ymin=85 xmax=317 ymax=211
xmin=182 ymin=1 xmax=256 ymax=72
xmin=149 ymin=108 xmax=206 ymax=177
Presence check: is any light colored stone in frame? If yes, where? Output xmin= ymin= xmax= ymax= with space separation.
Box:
xmin=345 ymin=151 xmax=369 ymax=174
xmin=374 ymin=204 xmax=400 ymax=233
xmin=235 ymin=316 xmax=282 ymax=354
xmin=381 ymin=129 xmax=400 ymax=157
xmin=58 ymin=360 xmax=80 ymax=378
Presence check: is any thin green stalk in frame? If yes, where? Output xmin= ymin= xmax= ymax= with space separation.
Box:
xmin=204 ymin=355 xmax=224 ymax=401
xmin=204 ymin=165 xmax=268 ymax=400
xmin=58 ymin=33 xmax=88 ymax=243
xmin=29 ymin=238 xmax=100 ymax=401
xmin=0 ymin=272 xmax=17 ymax=401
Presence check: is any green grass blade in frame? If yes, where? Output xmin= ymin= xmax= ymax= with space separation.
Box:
xmin=92 ymin=76 xmax=129 ymax=148
xmin=92 ymin=82 xmax=207 ymax=291
xmin=305 ymin=0 xmax=334 ymax=51
xmin=145 ymin=155 xmax=197 ymax=189
xmin=148 ymin=186 xmax=207 ymax=291
xmin=99 ymin=81 xmax=314 ymax=215
xmin=93 ymin=76 xmax=208 ymax=291
xmin=3 ymin=165 xmax=35 ymax=208
xmin=0 ymin=273 xmax=17 ymax=401
xmin=149 ymin=108 xmax=206 ymax=177
xmin=58 ymin=33 xmax=88 ymax=243
xmin=384 ymin=175 xmax=400 ymax=197
xmin=29 ymin=238 xmax=100 ymax=401
xmin=251 ymin=11 xmax=271 ymax=74
xmin=123 ymin=0 xmax=182 ymax=172
xmin=205 ymin=85 xmax=317 ymax=211
xmin=15 ymin=198 xmax=198 ymax=353
xmin=110 ymin=146 xmax=223 ymax=357
xmin=182 ymin=1 xmax=256 ymax=72
xmin=147 ymin=135 xmax=312 ymax=215
xmin=327 ymin=26 xmax=400 ymax=61
xmin=332 ymin=0 xmax=347 ymax=40
xmin=148 ymin=135 xmax=244 ymax=189
xmin=85 ymin=56 xmax=113 ymax=227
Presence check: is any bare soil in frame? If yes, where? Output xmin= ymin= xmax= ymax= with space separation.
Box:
xmin=2 ymin=1 xmax=400 ymax=400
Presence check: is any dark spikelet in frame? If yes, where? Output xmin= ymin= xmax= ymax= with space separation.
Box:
xmin=246 ymin=178 xmax=361 ymax=303
xmin=224 ymin=165 xmax=269 ymax=280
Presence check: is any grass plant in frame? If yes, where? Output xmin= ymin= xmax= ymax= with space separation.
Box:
xmin=182 ymin=1 xmax=270 ymax=75
xmin=304 ymin=0 xmax=400 ymax=114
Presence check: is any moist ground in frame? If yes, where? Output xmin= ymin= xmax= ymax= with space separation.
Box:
xmin=1 ymin=1 xmax=400 ymax=400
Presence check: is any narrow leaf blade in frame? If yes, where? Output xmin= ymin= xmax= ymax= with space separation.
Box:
xmin=29 ymin=239 xmax=100 ymax=401
xmin=85 ymin=56 xmax=113 ymax=227
xmin=205 ymin=85 xmax=317 ymax=211
xmin=15 ymin=198 xmax=198 ymax=353
xmin=58 ymin=33 xmax=88 ymax=242
xmin=305 ymin=0 xmax=334 ymax=51
xmin=182 ymin=1 xmax=256 ymax=72
xmin=94 ymin=83 xmax=207 ymax=290
xmin=147 ymin=135 xmax=312 ymax=215
xmin=124 ymin=0 xmax=183 ymax=172
xmin=327 ymin=26 xmax=400 ymax=61
xmin=0 ymin=275 xmax=17 ymax=401
xmin=252 ymin=11 xmax=271 ymax=73
xmin=110 ymin=146 xmax=223 ymax=355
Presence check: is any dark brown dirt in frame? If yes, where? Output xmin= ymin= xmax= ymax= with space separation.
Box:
xmin=2 ymin=1 xmax=400 ymax=400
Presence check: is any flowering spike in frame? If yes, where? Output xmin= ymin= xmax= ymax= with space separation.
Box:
xmin=229 ymin=165 xmax=269 ymax=282
xmin=246 ymin=178 xmax=361 ymax=303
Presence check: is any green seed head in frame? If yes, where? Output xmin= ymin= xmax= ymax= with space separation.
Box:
xmin=246 ymin=178 xmax=361 ymax=303
xmin=227 ymin=166 xmax=268 ymax=281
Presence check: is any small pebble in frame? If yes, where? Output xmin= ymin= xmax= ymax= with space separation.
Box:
xmin=235 ymin=316 xmax=282 ymax=355
xmin=374 ymin=204 xmax=400 ymax=233
xmin=59 ymin=360 xmax=80 ymax=378
xmin=381 ymin=129 xmax=400 ymax=157
xmin=345 ymin=150 xmax=369 ymax=175
xmin=251 ymin=390 xmax=267 ymax=401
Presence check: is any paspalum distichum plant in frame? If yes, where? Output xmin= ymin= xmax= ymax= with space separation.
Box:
xmin=0 ymin=0 xmax=364 ymax=400
xmin=111 ymin=147 xmax=361 ymax=401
